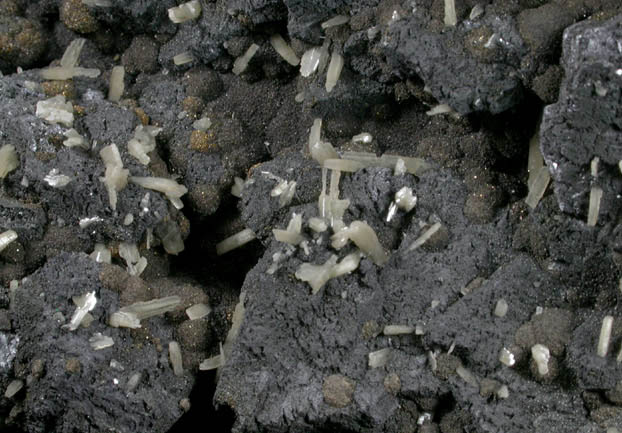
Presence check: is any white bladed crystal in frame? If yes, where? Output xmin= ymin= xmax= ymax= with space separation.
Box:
xmin=63 ymin=291 xmax=97 ymax=331
xmin=168 ymin=0 xmax=201 ymax=23
xmin=269 ymin=34 xmax=299 ymax=66
xmin=0 ymin=230 xmax=18 ymax=253
xmin=44 ymin=169 xmax=72 ymax=188
xmin=36 ymin=95 xmax=74 ymax=127
xmin=89 ymin=333 xmax=114 ymax=350
xmin=0 ymin=144 xmax=19 ymax=178
xmin=300 ymin=48 xmax=322 ymax=77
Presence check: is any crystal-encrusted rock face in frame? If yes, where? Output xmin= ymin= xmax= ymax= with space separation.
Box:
xmin=11 ymin=253 xmax=192 ymax=433
xmin=1 ymin=0 xmax=621 ymax=431
xmin=540 ymin=14 xmax=622 ymax=223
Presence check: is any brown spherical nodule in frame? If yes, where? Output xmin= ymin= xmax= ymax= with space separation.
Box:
xmin=464 ymin=193 xmax=496 ymax=224
xmin=182 ymin=67 xmax=224 ymax=102
xmin=99 ymin=263 xmax=130 ymax=294
xmin=60 ymin=0 xmax=99 ymax=34
xmin=188 ymin=184 xmax=221 ymax=216
xmin=0 ymin=16 xmax=46 ymax=71
xmin=122 ymin=35 xmax=160 ymax=75
xmin=323 ymin=374 xmax=356 ymax=408
xmin=65 ymin=357 xmax=81 ymax=374
xmin=120 ymin=275 xmax=156 ymax=306
xmin=531 ymin=65 xmax=563 ymax=104
xmin=175 ymin=319 xmax=212 ymax=352
xmin=190 ymin=130 xmax=218 ymax=153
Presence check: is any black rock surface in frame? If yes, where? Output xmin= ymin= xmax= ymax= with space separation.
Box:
xmin=0 ymin=1 xmax=622 ymax=432
xmin=11 ymin=253 xmax=192 ymax=433
xmin=541 ymin=13 xmax=622 ymax=221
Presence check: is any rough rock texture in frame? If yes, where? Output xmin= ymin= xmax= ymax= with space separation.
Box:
xmin=513 ymin=195 xmax=620 ymax=310
xmin=513 ymin=308 xmax=576 ymax=360
xmin=0 ymin=198 xmax=47 ymax=243
xmin=303 ymin=68 xmax=391 ymax=119
xmin=207 ymin=0 xmax=609 ymax=115
xmin=566 ymin=312 xmax=622 ymax=391
xmin=216 ymin=166 xmax=521 ymax=432
xmin=540 ymin=14 xmax=622 ymax=221
xmin=424 ymin=255 xmax=555 ymax=374
xmin=239 ymin=150 xmax=321 ymax=240
xmin=11 ymin=253 xmax=193 ymax=433
xmin=228 ymin=0 xmax=376 ymax=43
xmin=159 ymin=3 xmax=246 ymax=68
xmin=1 ymin=1 xmax=622 ymax=432
xmin=155 ymin=73 xmax=303 ymax=217
xmin=383 ymin=12 xmax=526 ymax=114
xmin=215 ymin=172 xmax=602 ymax=431
xmin=0 ymin=75 xmax=173 ymax=244
xmin=86 ymin=0 xmax=177 ymax=35
xmin=451 ymin=368 xmax=599 ymax=432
